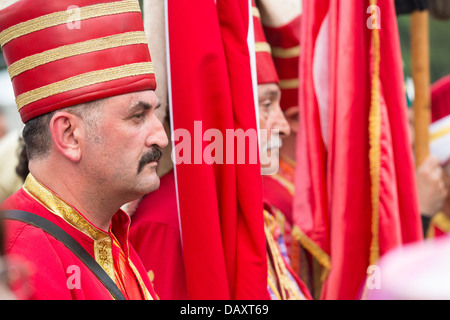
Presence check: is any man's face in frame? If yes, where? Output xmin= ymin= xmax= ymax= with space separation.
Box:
xmin=258 ymin=83 xmax=290 ymax=174
xmin=81 ymin=90 xmax=168 ymax=201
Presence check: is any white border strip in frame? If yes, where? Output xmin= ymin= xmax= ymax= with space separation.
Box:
xmin=164 ymin=0 xmax=184 ymax=249
xmin=247 ymin=0 xmax=261 ymax=151
xmin=0 ymin=0 xmax=21 ymax=11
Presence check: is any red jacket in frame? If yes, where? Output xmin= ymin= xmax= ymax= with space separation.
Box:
xmin=2 ymin=174 xmax=156 ymax=300
xmin=129 ymin=170 xmax=189 ymax=300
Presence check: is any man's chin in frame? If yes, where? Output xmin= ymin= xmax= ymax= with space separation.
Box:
xmin=138 ymin=161 xmax=159 ymax=174
xmin=137 ymin=173 xmax=161 ymax=195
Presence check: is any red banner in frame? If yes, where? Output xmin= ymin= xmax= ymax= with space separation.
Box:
xmin=294 ymin=0 xmax=423 ymax=299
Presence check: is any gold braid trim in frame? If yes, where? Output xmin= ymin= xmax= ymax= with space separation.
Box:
xmin=129 ymin=262 xmax=153 ymax=300
xmin=291 ymin=225 xmax=331 ymax=282
xmin=270 ymin=173 xmax=295 ymax=196
xmin=94 ymin=238 xmax=115 ymax=282
xmin=16 ymin=62 xmax=154 ymax=110
xmin=267 ymin=260 xmax=283 ymax=300
xmin=0 ymin=0 xmax=141 ymax=47
xmin=368 ymin=0 xmax=381 ymax=266
xmin=429 ymin=125 xmax=450 ymax=142
xmin=264 ymin=210 xmax=306 ymax=300
xmin=279 ymin=78 xmax=299 ymax=90
xmin=8 ymin=31 xmax=148 ymax=79
xmin=265 ymin=225 xmax=305 ymax=300
xmin=23 ymin=174 xmax=107 ymax=240
xmin=271 ymin=46 xmax=301 ymax=59
xmin=430 ymin=212 xmax=450 ymax=234
xmin=22 ymin=174 xmax=116 ymax=281
xmin=111 ymin=234 xmax=153 ymax=300
xmin=254 ymin=41 xmax=272 ymax=54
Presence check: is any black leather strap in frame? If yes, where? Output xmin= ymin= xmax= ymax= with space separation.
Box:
xmin=421 ymin=214 xmax=432 ymax=237
xmin=1 ymin=210 xmax=126 ymax=300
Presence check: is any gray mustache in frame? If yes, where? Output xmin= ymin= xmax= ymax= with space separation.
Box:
xmin=263 ymin=135 xmax=283 ymax=152
xmin=137 ymin=147 xmax=163 ymax=173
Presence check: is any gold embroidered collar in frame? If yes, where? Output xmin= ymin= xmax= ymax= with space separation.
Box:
xmin=23 ymin=173 xmax=116 ymax=280
xmin=23 ymin=173 xmax=108 ymax=240
xmin=22 ymin=173 xmax=153 ymax=300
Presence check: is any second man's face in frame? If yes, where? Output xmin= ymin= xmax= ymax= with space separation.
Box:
xmin=258 ymin=83 xmax=290 ymax=175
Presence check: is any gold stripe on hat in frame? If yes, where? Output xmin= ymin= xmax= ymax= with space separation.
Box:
xmin=16 ymin=62 xmax=154 ymax=110
xmin=430 ymin=125 xmax=450 ymax=142
xmin=271 ymin=45 xmax=300 ymax=59
xmin=255 ymin=41 xmax=272 ymax=54
xmin=0 ymin=0 xmax=141 ymax=47
xmin=8 ymin=31 xmax=148 ymax=79
xmin=279 ymin=78 xmax=299 ymax=89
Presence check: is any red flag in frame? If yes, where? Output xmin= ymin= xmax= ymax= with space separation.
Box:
xmin=294 ymin=0 xmax=423 ymax=299
xmin=166 ymin=0 xmax=268 ymax=299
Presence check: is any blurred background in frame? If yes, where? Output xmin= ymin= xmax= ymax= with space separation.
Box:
xmin=398 ymin=13 xmax=450 ymax=101
xmin=0 ymin=50 xmax=21 ymax=134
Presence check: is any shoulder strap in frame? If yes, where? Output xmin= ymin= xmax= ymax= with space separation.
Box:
xmin=1 ymin=210 xmax=126 ymax=300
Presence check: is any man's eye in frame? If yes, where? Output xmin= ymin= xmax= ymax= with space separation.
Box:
xmin=260 ymin=101 xmax=271 ymax=109
xmin=133 ymin=113 xmax=145 ymax=120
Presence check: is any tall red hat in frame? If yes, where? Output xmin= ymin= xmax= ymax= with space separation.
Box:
xmin=429 ymin=74 xmax=450 ymax=164
xmin=0 ymin=0 xmax=155 ymax=123
xmin=431 ymin=74 xmax=450 ymax=122
xmin=255 ymin=0 xmax=301 ymax=111
xmin=252 ymin=1 xmax=279 ymax=86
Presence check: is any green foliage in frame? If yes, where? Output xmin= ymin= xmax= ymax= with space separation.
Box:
xmin=0 ymin=50 xmax=4 ymax=69
xmin=398 ymin=14 xmax=450 ymax=84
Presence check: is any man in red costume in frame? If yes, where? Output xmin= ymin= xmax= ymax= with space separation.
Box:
xmin=250 ymin=0 xmax=310 ymax=299
xmin=294 ymin=0 xmax=423 ymax=299
xmin=0 ymin=0 xmax=167 ymax=300
xmin=255 ymin=0 xmax=327 ymax=299
xmin=256 ymin=0 xmax=301 ymax=242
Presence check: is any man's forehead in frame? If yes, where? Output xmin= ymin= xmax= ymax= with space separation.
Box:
xmin=258 ymin=84 xmax=281 ymax=99
xmin=129 ymin=90 xmax=158 ymax=105
xmin=128 ymin=90 xmax=158 ymax=103
xmin=100 ymin=90 xmax=159 ymax=115
xmin=106 ymin=90 xmax=158 ymax=109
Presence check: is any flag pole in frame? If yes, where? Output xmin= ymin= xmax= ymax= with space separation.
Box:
xmin=410 ymin=9 xmax=431 ymax=167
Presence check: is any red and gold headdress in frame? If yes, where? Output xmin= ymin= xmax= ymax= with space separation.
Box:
xmin=252 ymin=1 xmax=279 ymax=86
xmin=429 ymin=75 xmax=450 ymax=164
xmin=0 ymin=0 xmax=155 ymax=123
xmin=254 ymin=0 xmax=301 ymax=111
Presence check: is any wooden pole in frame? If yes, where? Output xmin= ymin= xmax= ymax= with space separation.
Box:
xmin=410 ymin=10 xmax=431 ymax=167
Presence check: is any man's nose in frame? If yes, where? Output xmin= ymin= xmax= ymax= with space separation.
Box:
xmin=271 ymin=106 xmax=291 ymax=139
xmin=146 ymin=115 xmax=169 ymax=149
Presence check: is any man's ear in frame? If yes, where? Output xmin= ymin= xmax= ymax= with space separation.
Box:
xmin=284 ymin=106 xmax=299 ymax=134
xmin=49 ymin=112 xmax=83 ymax=162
